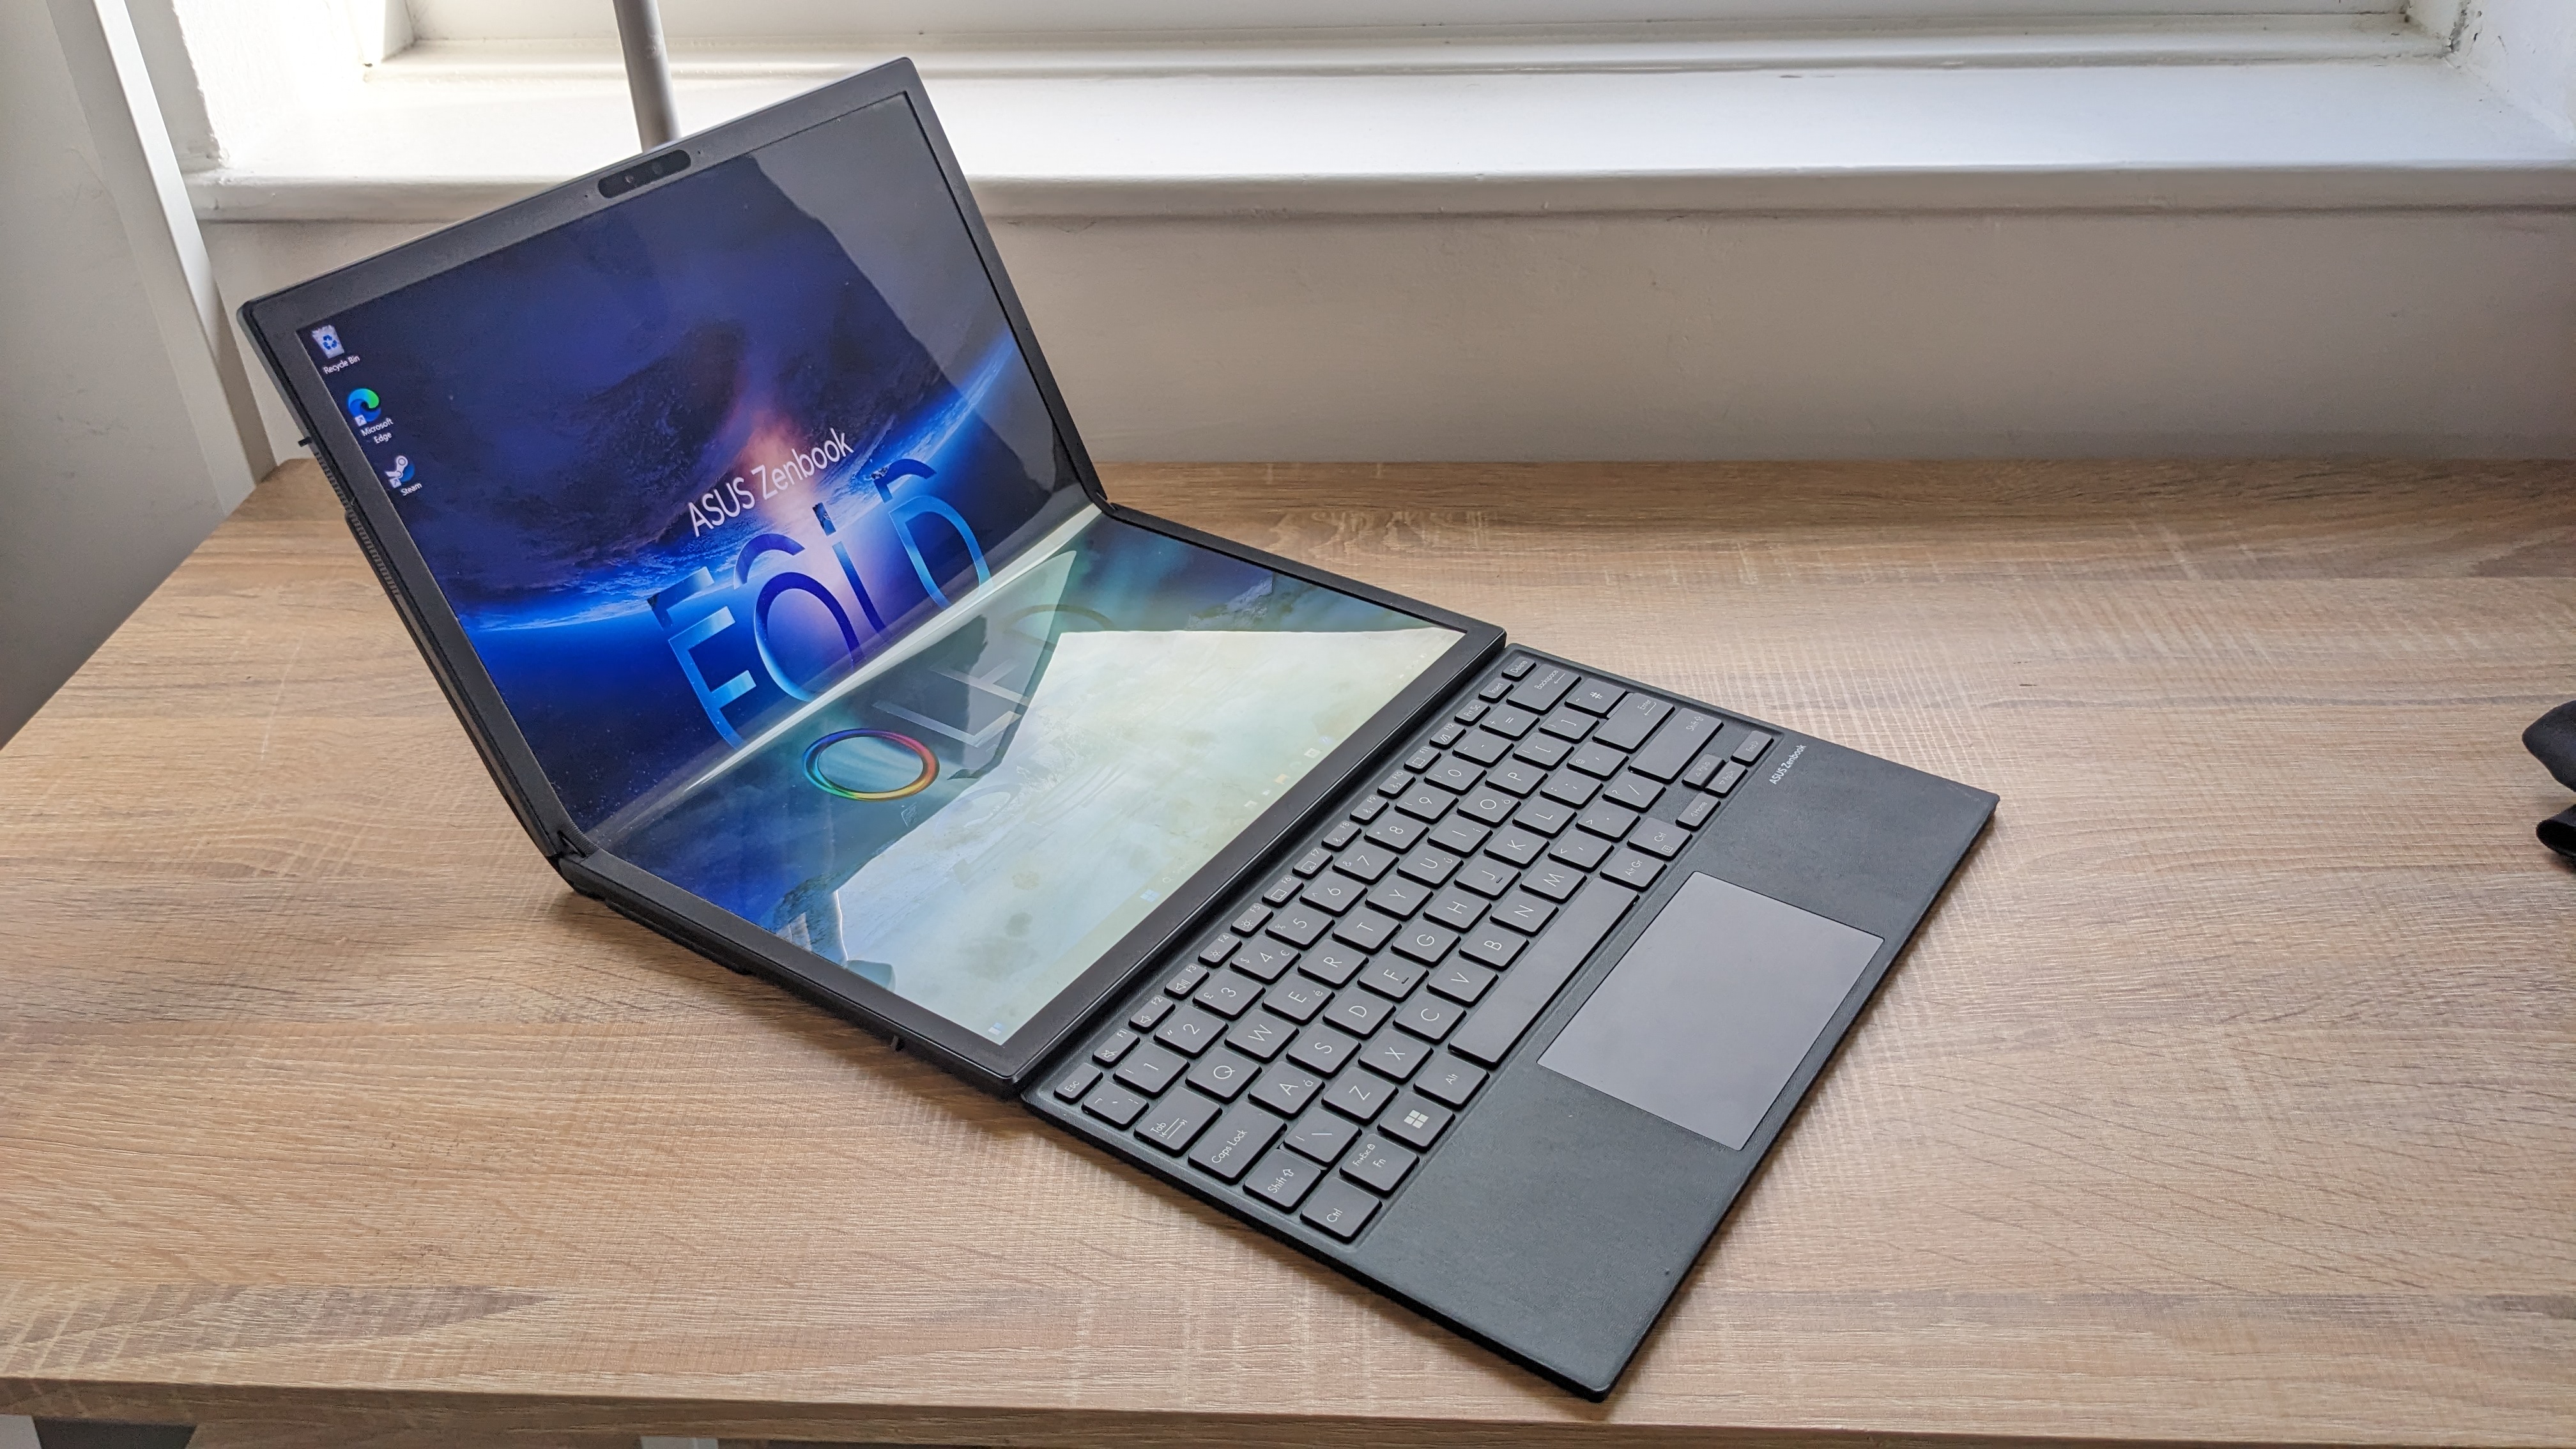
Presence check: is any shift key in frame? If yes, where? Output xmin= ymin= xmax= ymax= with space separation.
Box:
xmin=1447 ymin=878 xmax=1641 ymax=1068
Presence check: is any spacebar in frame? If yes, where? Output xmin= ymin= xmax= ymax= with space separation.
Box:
xmin=1449 ymin=878 xmax=1640 ymax=1067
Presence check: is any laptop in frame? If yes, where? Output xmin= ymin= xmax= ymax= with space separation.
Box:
xmin=240 ymin=59 xmax=1994 ymax=1399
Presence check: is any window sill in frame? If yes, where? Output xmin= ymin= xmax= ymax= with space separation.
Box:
xmin=186 ymin=23 xmax=2576 ymax=225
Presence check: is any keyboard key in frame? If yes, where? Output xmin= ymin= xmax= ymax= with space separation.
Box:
xmin=1342 ymin=1135 xmax=1418 ymax=1193
xmin=1360 ymin=957 xmax=1427 ymax=999
xmin=1678 ymin=792 xmax=1720 ymax=828
xmin=1263 ymin=976 xmax=1332 ymax=1022
xmin=1592 ymin=693 xmax=1672 ymax=750
xmin=1230 ymin=905 xmax=1271 ymax=936
xmin=1390 ymin=921 xmax=1457 ymax=965
xmin=1568 ymin=740 xmax=1627 ymax=779
xmin=1450 ymin=880 xmax=1641 ymax=1067
xmin=1230 ymin=939 xmax=1298 ymax=981
xmin=1376 ymin=769 xmax=1411 ymax=797
xmin=1476 ymin=678 xmax=1512 ymax=702
xmin=1093 ymin=1029 xmax=1140 ymax=1065
xmin=1482 ymin=704 xmax=1538 ymax=739
xmin=1395 ymin=995 xmax=1464 ymax=1043
xmin=1452 ymin=728 xmax=1512 ymax=765
xmin=1501 ymin=656 xmax=1535 ymax=679
xmin=1405 ymin=745 xmax=1441 ymax=772
xmin=1154 ymin=1007 xmax=1225 ymax=1057
xmin=1365 ymin=876 xmax=1429 ymax=918
xmin=1331 ymin=908 xmax=1399 ymax=952
xmin=1520 ymin=861 xmax=1584 ymax=902
xmin=1195 ymin=935 xmax=1239 ymax=967
xmin=1261 ymin=875 xmax=1300 ymax=906
xmin=1360 ymin=1029 xmax=1432 ymax=1078
xmin=1485 ymin=760 xmax=1547 ymax=796
xmin=1397 ymin=846 xmax=1462 ymax=886
xmin=1052 ymin=1064 xmax=1101 ymax=1101
xmin=1334 ymin=843 xmax=1397 ymax=882
xmin=1137 ymin=1092 xmax=1219 ymax=1154
xmin=1286 ymin=1104 xmax=1360 ymax=1162
xmin=1365 ymin=815 xmax=1427 ymax=851
xmin=1430 ymin=723 xmax=1464 ymax=747
xmin=1165 ymin=963 xmax=1211 ymax=995
xmin=1428 ymin=960 xmax=1498 ymax=1004
xmin=1602 ymin=847 xmax=1665 ymax=889
xmin=1513 ymin=798 xmax=1574 ymax=836
xmin=1540 ymin=769 xmax=1600 ymax=808
xmin=1189 ymin=1100 xmax=1284 ymax=1180
xmin=1455 ymin=859 xmax=1517 ymax=898
xmin=1246 ymin=1146 xmax=1324 ymax=1210
xmin=1680 ymin=753 xmax=1721 ymax=789
xmin=1349 ymin=795 xmax=1386 ymax=823
xmin=1130 ymin=996 xmax=1177 ymax=1031
xmin=1506 ymin=662 xmax=1578 ymax=712
xmin=1324 ymin=821 xmax=1361 ymax=849
xmin=1424 ymin=887 xmax=1487 ymax=931
xmin=1485 ymin=827 xmax=1546 ymax=866
xmin=1268 ymin=904 xmax=1331 ymax=947
xmin=1324 ymin=990 xmax=1394 ymax=1036
xmin=1549 ymin=831 xmax=1611 ymax=871
xmin=1567 ymin=678 xmax=1625 ymax=715
xmin=1293 ymin=847 xmax=1332 ymax=876
xmin=1492 ymin=891 xmax=1558 ymax=935
xmin=1711 ymin=760 xmax=1749 ymax=795
xmin=1539 ymin=708 xmax=1593 ymax=742
xmin=1394 ymin=784 xmax=1452 ymax=822
xmin=1424 ymin=757 xmax=1482 ymax=793
xmin=1577 ymin=801 xmax=1639 ymax=839
xmin=1301 ymin=1176 xmax=1381 ymax=1239
xmin=1379 ymin=1096 xmax=1455 ymax=1150
xmin=1116 ymin=1042 xmax=1187 ymax=1094
xmin=1629 ymin=709 xmax=1721 ymax=781
xmin=1455 ymin=700 xmax=1492 ymax=726
xmin=1732 ymin=729 xmax=1776 ymax=763
xmin=1300 ymin=942 xmax=1367 ymax=986
xmin=1415 ymin=1057 xmax=1488 ymax=1108
xmin=1628 ymin=819 xmax=1690 ymax=859
xmin=1287 ymin=1023 xmax=1362 ymax=1075
xmin=1188 ymin=1048 xmax=1261 ymax=1100
xmin=1225 ymin=1013 xmax=1294 ymax=1061
xmin=1428 ymin=818 xmax=1490 ymax=856
xmin=1300 ymin=875 xmax=1363 ymax=914
xmin=1250 ymin=1063 xmax=1324 ymax=1115
xmin=1458 ymin=927 xmax=1526 ymax=969
xmin=1326 ymin=1070 xmax=1395 ymax=1120
xmin=1082 ymin=1081 xmax=1149 ymax=1126
xmin=1515 ymin=733 xmax=1574 ymax=769
xmin=1193 ymin=971 xmax=1259 ymax=1018
xmin=1455 ymin=788 xmax=1515 ymax=825
xmin=1604 ymin=772 xmax=1664 ymax=811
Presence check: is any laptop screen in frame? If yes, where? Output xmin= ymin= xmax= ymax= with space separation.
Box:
xmin=300 ymin=94 xmax=1459 ymax=1044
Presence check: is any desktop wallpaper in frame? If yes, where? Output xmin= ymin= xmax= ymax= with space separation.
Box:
xmin=300 ymin=94 xmax=1455 ymax=1041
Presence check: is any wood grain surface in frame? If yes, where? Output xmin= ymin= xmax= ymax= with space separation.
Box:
xmin=3 ymin=459 xmax=2570 ymax=1448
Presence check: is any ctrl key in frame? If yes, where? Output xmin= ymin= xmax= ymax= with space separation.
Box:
xmin=1300 ymin=1176 xmax=1383 ymax=1241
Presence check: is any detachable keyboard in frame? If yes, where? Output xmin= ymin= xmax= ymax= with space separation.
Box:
xmin=1035 ymin=649 xmax=1775 ymax=1243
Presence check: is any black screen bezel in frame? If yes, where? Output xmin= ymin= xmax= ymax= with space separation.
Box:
xmin=238 ymin=60 xmax=1501 ymax=1092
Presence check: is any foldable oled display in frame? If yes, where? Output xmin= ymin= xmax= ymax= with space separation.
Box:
xmin=302 ymin=94 xmax=1457 ymax=1041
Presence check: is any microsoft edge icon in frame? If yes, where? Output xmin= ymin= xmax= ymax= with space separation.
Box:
xmin=345 ymin=387 xmax=382 ymax=425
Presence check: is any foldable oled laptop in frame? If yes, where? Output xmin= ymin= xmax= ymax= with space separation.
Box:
xmin=241 ymin=60 xmax=1993 ymax=1398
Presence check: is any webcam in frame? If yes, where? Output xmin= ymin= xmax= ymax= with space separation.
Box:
xmin=599 ymin=148 xmax=691 ymax=199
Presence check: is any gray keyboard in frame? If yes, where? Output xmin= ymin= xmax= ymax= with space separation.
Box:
xmin=1044 ymin=653 xmax=1775 ymax=1243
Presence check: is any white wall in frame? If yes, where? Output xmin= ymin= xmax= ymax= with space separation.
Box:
xmin=1 ymin=0 xmax=267 ymax=744
xmin=211 ymin=204 xmax=2576 ymax=466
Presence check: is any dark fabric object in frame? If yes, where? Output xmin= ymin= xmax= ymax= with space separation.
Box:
xmin=2528 ymin=701 xmax=2576 ymax=861
xmin=2527 ymin=700 xmax=2576 ymax=790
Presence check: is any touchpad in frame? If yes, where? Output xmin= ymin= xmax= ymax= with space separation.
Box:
xmin=1538 ymin=873 xmax=1884 ymax=1150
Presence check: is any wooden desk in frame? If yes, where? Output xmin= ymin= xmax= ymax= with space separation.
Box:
xmin=3 ymin=459 xmax=2570 ymax=1449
